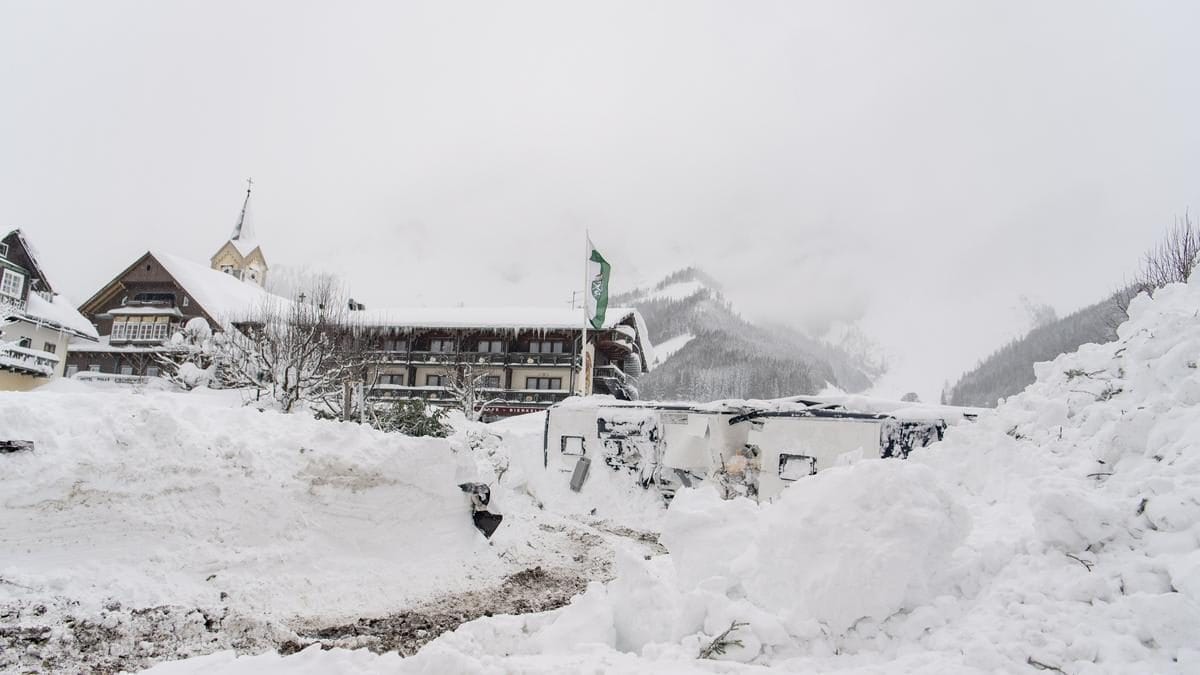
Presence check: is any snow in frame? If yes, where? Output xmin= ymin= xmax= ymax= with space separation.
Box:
xmin=0 ymin=389 xmax=500 ymax=621
xmin=108 ymin=306 xmax=185 ymax=316
xmin=652 ymin=332 xmax=695 ymax=366
xmin=352 ymin=305 xmax=656 ymax=370
xmin=21 ymin=291 xmax=99 ymax=340
xmin=229 ymin=238 xmax=261 ymax=258
xmin=796 ymin=388 xmax=987 ymax=422
xmin=155 ymin=272 xmax=1200 ymax=672
xmin=628 ymin=280 xmax=708 ymax=304
xmin=354 ymin=305 xmax=642 ymax=332
xmin=68 ymin=335 xmax=182 ymax=353
xmin=152 ymin=251 xmax=286 ymax=323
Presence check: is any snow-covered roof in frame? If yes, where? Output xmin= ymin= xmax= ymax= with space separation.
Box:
xmin=783 ymin=392 xmax=987 ymax=422
xmin=354 ymin=306 xmax=639 ymax=332
xmin=152 ymin=251 xmax=285 ymax=323
xmin=229 ymin=238 xmax=261 ymax=258
xmin=108 ymin=306 xmax=184 ymax=317
xmin=354 ymin=306 xmax=656 ymax=370
xmin=21 ymin=292 xmax=99 ymax=340
xmin=1 ymin=228 xmax=52 ymax=290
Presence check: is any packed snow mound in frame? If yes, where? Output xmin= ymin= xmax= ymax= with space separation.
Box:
xmin=0 ymin=390 xmax=500 ymax=621
xmin=145 ymin=276 xmax=1200 ymax=673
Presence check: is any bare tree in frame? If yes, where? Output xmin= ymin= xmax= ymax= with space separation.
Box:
xmin=218 ymin=277 xmax=378 ymax=415
xmin=1135 ymin=211 xmax=1199 ymax=291
xmin=437 ymin=359 xmax=504 ymax=422
xmin=1113 ymin=211 xmax=1199 ymax=323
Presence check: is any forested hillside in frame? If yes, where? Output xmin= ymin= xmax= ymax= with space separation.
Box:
xmin=616 ymin=268 xmax=881 ymax=401
xmin=943 ymin=293 xmax=1125 ymax=407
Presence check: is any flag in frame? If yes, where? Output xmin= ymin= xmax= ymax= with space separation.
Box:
xmin=585 ymin=237 xmax=611 ymax=330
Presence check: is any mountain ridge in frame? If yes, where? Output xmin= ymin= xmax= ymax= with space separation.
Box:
xmin=616 ymin=267 xmax=883 ymax=401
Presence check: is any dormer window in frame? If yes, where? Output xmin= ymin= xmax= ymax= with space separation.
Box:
xmin=0 ymin=269 xmax=24 ymax=299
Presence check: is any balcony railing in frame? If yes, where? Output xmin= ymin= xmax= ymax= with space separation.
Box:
xmin=0 ymin=294 xmax=26 ymax=314
xmin=367 ymin=385 xmax=570 ymax=406
xmin=595 ymin=364 xmax=632 ymax=385
xmin=365 ymin=351 xmax=578 ymax=367
xmin=0 ymin=344 xmax=57 ymax=377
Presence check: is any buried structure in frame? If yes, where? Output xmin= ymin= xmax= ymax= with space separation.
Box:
xmin=543 ymin=395 xmax=981 ymax=502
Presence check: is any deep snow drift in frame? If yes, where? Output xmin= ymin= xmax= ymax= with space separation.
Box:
xmin=0 ymin=386 xmax=666 ymax=672
xmin=151 ymin=275 xmax=1200 ymax=673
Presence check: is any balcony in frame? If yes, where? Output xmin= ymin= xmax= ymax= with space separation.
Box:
xmin=0 ymin=293 xmax=26 ymax=314
xmin=595 ymin=364 xmax=633 ymax=385
xmin=0 ymin=345 xmax=58 ymax=377
xmin=367 ymin=385 xmax=570 ymax=407
xmin=366 ymin=351 xmax=578 ymax=367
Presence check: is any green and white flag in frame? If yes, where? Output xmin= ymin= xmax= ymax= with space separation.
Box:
xmin=585 ymin=237 xmax=611 ymax=330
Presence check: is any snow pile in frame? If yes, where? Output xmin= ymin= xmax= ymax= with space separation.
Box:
xmin=0 ymin=389 xmax=503 ymax=670
xmin=133 ymin=275 xmax=1200 ymax=672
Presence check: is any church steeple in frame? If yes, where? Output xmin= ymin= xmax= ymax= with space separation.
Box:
xmin=211 ymin=178 xmax=268 ymax=288
xmin=230 ymin=177 xmax=255 ymax=242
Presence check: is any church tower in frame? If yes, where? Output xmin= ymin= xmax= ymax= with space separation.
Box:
xmin=210 ymin=179 xmax=269 ymax=287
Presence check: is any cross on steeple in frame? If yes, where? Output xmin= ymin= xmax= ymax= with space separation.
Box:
xmin=231 ymin=178 xmax=254 ymax=241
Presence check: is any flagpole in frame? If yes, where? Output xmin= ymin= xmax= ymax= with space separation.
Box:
xmin=581 ymin=230 xmax=589 ymax=396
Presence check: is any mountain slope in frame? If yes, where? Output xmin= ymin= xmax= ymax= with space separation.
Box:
xmin=615 ymin=268 xmax=881 ymax=400
xmin=944 ymin=292 xmax=1126 ymax=407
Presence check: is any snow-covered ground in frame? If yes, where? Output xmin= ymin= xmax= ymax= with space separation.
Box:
xmin=0 ymin=385 xmax=664 ymax=672
xmin=139 ymin=274 xmax=1200 ymax=673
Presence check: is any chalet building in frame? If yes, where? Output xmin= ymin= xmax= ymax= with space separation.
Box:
xmin=65 ymin=251 xmax=278 ymax=380
xmin=0 ymin=229 xmax=99 ymax=391
xmin=353 ymin=307 xmax=654 ymax=417
xmin=65 ymin=185 xmax=279 ymax=380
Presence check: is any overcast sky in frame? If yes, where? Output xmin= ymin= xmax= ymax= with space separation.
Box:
xmin=3 ymin=1 xmax=1198 ymax=398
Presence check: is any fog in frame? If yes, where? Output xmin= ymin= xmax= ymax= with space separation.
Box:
xmin=3 ymin=1 xmax=1198 ymax=399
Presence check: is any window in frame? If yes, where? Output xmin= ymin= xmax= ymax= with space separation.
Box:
xmin=182 ymin=296 xmax=189 ymax=307
xmin=383 ymin=338 xmax=407 ymax=352
xmin=479 ymin=375 xmax=501 ymax=388
xmin=430 ymin=339 xmax=455 ymax=353
xmin=43 ymin=342 xmax=56 ymax=354
xmin=88 ymin=364 xmax=101 ymax=372
xmin=17 ymin=337 xmax=31 ymax=348
xmin=380 ymin=373 xmax=404 ymax=385
xmin=0 ymin=268 xmax=24 ymax=299
xmin=146 ymin=367 xmax=160 ymax=378
xmin=114 ymin=321 xmax=168 ymax=342
xmin=0 ymin=242 xmax=8 ymax=258
xmin=561 ymin=436 xmax=586 ymax=456
xmin=477 ymin=340 xmax=504 ymax=353
xmin=65 ymin=365 xmax=78 ymax=377
xmin=529 ymin=341 xmax=564 ymax=354
xmin=778 ymin=454 xmax=818 ymax=481
xmin=425 ymin=374 xmax=446 ymax=387
xmin=119 ymin=365 xmax=134 ymax=375
xmin=525 ymin=377 xmax=562 ymax=390
xmin=133 ymin=292 xmax=175 ymax=304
